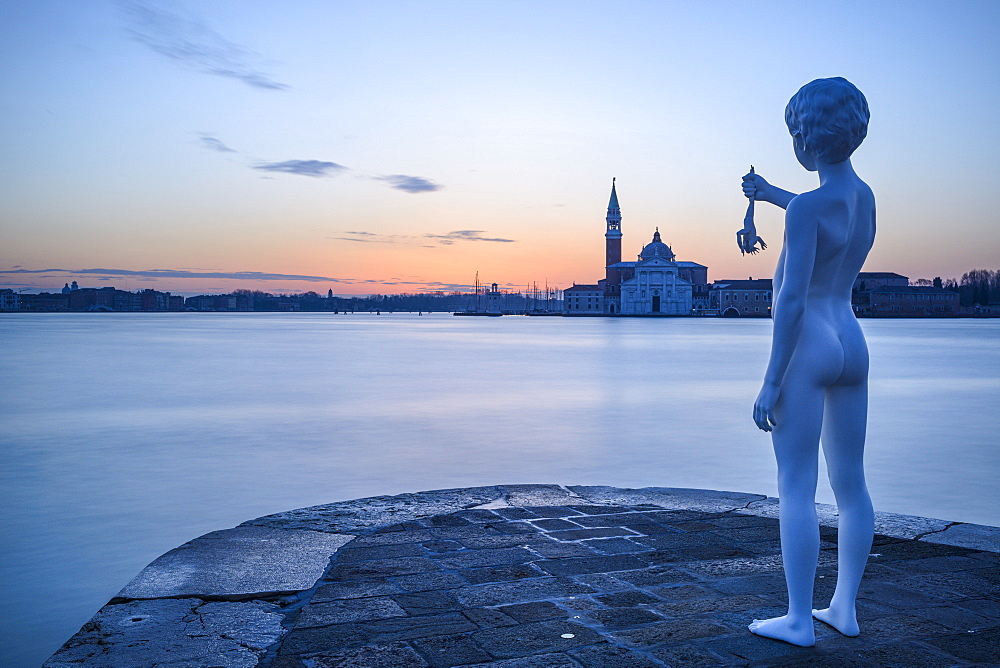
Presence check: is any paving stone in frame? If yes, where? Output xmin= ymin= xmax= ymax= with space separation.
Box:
xmin=567 ymin=642 xmax=665 ymax=667
xmin=296 ymin=597 xmax=408 ymax=627
xmin=277 ymin=623 xmax=369 ymax=656
xmin=335 ymin=543 xmax=429 ymax=562
xmin=956 ymin=597 xmax=1000 ymax=617
xmin=685 ymin=552 xmax=837 ymax=577
xmin=455 ymin=653 xmax=578 ymax=667
xmin=307 ymin=641 xmax=430 ymax=667
xmin=856 ymin=641 xmax=969 ymax=667
xmin=312 ymin=579 xmax=403 ymax=601
xmin=856 ymin=580 xmax=948 ymax=609
xmin=394 ymin=571 xmax=470 ymax=592
xmin=546 ymin=527 xmax=640 ymax=541
xmin=535 ymin=555 xmax=648 ymax=576
xmin=613 ymin=619 xmax=730 ymax=647
xmin=906 ymin=570 xmax=997 ymax=598
xmin=351 ymin=529 xmax=439 ymax=546
xmin=460 ymin=563 xmax=546 ymax=585
xmin=893 ymin=554 xmax=985 ymax=573
xmin=462 ymin=607 xmax=519 ymax=629
xmin=437 ymin=546 xmax=537 ymax=569
xmin=423 ymin=540 xmax=465 ymax=553
xmin=453 ymin=509 xmax=505 ymax=523
xmin=489 ymin=522 xmax=544 ymax=535
xmin=923 ymin=626 xmax=1000 ymax=663
xmin=596 ymin=590 xmax=661 ymax=607
xmin=582 ymin=537 xmax=652 ymax=554
xmin=493 ymin=507 xmax=541 ymax=520
xmin=530 ymin=518 xmax=584 ymax=530
xmin=710 ymin=526 xmax=782 ymax=543
xmin=328 ymin=556 xmax=441 ymax=580
xmin=531 ymin=506 xmax=581 ymax=517
xmin=634 ymin=532 xmax=729 ymax=550
xmin=498 ymin=601 xmax=566 ymax=623
xmin=393 ymin=589 xmax=461 ymax=615
xmin=649 ymin=643 xmax=731 ymax=667
xmin=652 ymin=594 xmax=764 ymax=617
xmin=473 ymin=620 xmax=605 ymax=658
xmin=673 ymin=544 xmax=757 ymax=561
xmin=456 ymin=577 xmax=596 ymax=607
xmin=527 ymin=540 xmax=600 ymax=558
xmin=362 ymin=612 xmax=478 ymax=641
xmin=870 ymin=539 xmax=970 ymax=562
xmin=861 ymin=613 xmax=951 ymax=642
xmin=615 ymin=565 xmax=699 ymax=587
xmin=588 ymin=608 xmax=665 ymax=628
xmin=459 ymin=534 xmax=548 ymax=549
xmin=768 ymin=652 xmax=875 ymax=667
xmin=707 ymin=573 xmax=785 ymax=596
xmin=701 ymin=632 xmax=816 ymax=664
xmin=571 ymin=573 xmax=631 ymax=592
xmin=420 ymin=514 xmax=474 ymax=528
xmin=560 ymin=596 xmax=603 ymax=610
xmin=413 ymin=633 xmax=494 ymax=667
xmin=650 ymin=584 xmax=717 ymax=600
xmin=567 ymin=513 xmax=650 ymax=527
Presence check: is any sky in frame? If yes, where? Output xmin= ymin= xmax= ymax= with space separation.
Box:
xmin=1 ymin=0 xmax=998 ymax=296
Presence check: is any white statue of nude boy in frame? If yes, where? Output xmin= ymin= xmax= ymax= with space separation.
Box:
xmin=743 ymin=77 xmax=875 ymax=647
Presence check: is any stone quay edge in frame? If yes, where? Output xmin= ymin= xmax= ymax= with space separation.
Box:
xmin=45 ymin=484 xmax=1000 ymax=667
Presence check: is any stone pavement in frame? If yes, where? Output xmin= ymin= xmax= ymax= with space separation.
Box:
xmin=47 ymin=485 xmax=1000 ymax=667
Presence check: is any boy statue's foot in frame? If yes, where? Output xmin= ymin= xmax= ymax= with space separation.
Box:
xmin=812 ymin=607 xmax=860 ymax=637
xmin=748 ymin=615 xmax=815 ymax=647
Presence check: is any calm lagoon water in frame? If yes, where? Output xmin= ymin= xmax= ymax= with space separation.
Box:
xmin=1 ymin=313 xmax=998 ymax=666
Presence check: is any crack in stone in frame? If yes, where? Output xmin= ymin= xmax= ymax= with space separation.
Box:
xmin=913 ymin=521 xmax=963 ymax=541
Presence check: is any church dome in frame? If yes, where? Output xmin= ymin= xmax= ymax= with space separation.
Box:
xmin=639 ymin=228 xmax=675 ymax=261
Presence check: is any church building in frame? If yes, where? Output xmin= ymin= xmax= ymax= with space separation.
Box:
xmin=564 ymin=180 xmax=708 ymax=315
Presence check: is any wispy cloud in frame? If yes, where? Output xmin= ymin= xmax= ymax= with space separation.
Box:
xmin=376 ymin=175 xmax=443 ymax=193
xmin=1 ymin=267 xmax=343 ymax=283
xmin=331 ymin=231 xmax=410 ymax=244
xmin=118 ymin=0 xmax=288 ymax=90
xmin=253 ymin=160 xmax=347 ymax=177
xmin=198 ymin=133 xmax=236 ymax=152
xmin=425 ymin=230 xmax=515 ymax=245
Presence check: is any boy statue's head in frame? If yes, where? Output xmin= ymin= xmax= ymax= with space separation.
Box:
xmin=785 ymin=77 xmax=870 ymax=165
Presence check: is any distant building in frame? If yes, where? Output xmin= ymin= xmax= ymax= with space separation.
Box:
xmin=854 ymin=272 xmax=907 ymax=291
xmin=563 ymin=284 xmax=603 ymax=314
xmin=856 ymin=285 xmax=959 ymax=317
xmin=712 ymin=279 xmax=773 ymax=317
xmin=0 ymin=288 xmax=20 ymax=312
xmin=564 ymin=180 xmax=709 ymax=316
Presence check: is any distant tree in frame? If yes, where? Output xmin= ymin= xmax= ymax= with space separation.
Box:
xmin=960 ymin=269 xmax=999 ymax=305
xmin=933 ymin=277 xmax=942 ymax=289
xmin=911 ymin=278 xmax=933 ymax=286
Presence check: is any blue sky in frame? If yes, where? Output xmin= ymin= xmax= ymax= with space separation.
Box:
xmin=2 ymin=0 xmax=997 ymax=295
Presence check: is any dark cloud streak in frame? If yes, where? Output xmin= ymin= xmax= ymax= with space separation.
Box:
xmin=376 ymin=175 xmax=443 ymax=193
xmin=425 ymin=230 xmax=515 ymax=245
xmin=253 ymin=160 xmax=347 ymax=177
xmin=198 ymin=133 xmax=236 ymax=152
xmin=119 ymin=0 xmax=288 ymax=90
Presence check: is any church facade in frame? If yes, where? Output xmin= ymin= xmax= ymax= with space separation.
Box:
xmin=565 ymin=180 xmax=708 ymax=316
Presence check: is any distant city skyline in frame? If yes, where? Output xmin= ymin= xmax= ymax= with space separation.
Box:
xmin=2 ymin=0 xmax=998 ymax=296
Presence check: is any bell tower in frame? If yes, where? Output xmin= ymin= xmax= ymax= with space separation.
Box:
xmin=604 ymin=178 xmax=623 ymax=313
